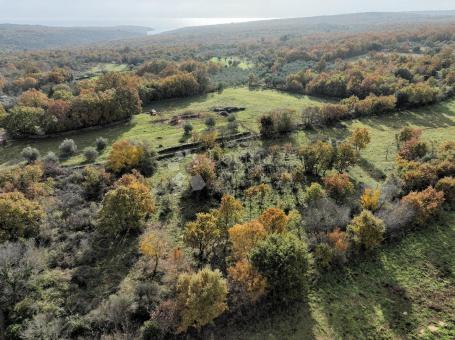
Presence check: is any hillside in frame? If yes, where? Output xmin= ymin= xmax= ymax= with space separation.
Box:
xmin=123 ymin=11 xmax=455 ymax=46
xmin=0 ymin=24 xmax=152 ymax=50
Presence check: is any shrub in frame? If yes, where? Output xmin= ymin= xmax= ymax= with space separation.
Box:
xmin=0 ymin=191 xmax=44 ymax=242
xmin=402 ymin=187 xmax=445 ymax=225
xmin=314 ymin=243 xmax=334 ymax=270
xmin=347 ymin=210 xmax=385 ymax=250
xmin=95 ymin=137 xmax=108 ymax=152
xmin=323 ymin=172 xmax=354 ymax=203
xmin=21 ymin=146 xmax=40 ymax=164
xmin=205 ymin=116 xmax=216 ymax=129
xmin=83 ymin=147 xmax=98 ymax=163
xmin=398 ymin=138 xmax=428 ymax=161
xmin=183 ymin=122 xmax=193 ymax=136
xmin=176 ymin=268 xmax=228 ymax=332
xmin=259 ymin=110 xmax=296 ymax=138
xmin=398 ymin=127 xmax=422 ymax=143
xmin=250 ymin=233 xmax=309 ymax=300
xmin=435 ymin=177 xmax=455 ymax=208
xmin=304 ymin=182 xmax=327 ymax=205
xmin=360 ymin=187 xmax=381 ymax=212
xmin=59 ymin=139 xmax=77 ymax=158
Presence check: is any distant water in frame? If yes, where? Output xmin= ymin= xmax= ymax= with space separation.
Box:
xmin=2 ymin=18 xmax=270 ymax=34
xmin=147 ymin=18 xmax=271 ymax=34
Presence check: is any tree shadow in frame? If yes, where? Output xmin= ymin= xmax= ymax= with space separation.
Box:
xmin=315 ymin=256 xmax=416 ymax=338
xmin=358 ymin=157 xmax=387 ymax=182
xmin=213 ymin=297 xmax=317 ymax=340
xmin=66 ymin=233 xmax=140 ymax=315
xmin=361 ymin=104 xmax=455 ymax=131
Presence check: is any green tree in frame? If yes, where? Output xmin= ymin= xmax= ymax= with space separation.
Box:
xmin=0 ymin=192 xmax=44 ymax=242
xmin=97 ymin=174 xmax=155 ymax=234
xmin=176 ymin=268 xmax=228 ymax=332
xmin=250 ymin=233 xmax=309 ymax=300
xmin=184 ymin=211 xmax=222 ymax=264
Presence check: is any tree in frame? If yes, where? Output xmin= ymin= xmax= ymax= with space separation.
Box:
xmin=258 ymin=208 xmax=288 ymax=233
xmin=228 ymin=220 xmax=267 ymax=260
xmin=250 ymin=233 xmax=309 ymax=299
xmin=107 ymin=140 xmax=157 ymax=177
xmin=176 ymin=268 xmax=228 ymax=332
xmin=323 ymin=172 xmax=354 ymax=203
xmin=187 ymin=154 xmax=216 ymax=185
xmin=18 ymin=89 xmax=49 ymax=108
xmin=334 ymin=142 xmax=359 ymax=172
xmin=217 ymin=194 xmax=244 ymax=232
xmin=349 ymin=127 xmax=371 ymax=151
xmin=98 ymin=173 xmax=155 ymax=234
xmin=184 ymin=211 xmax=221 ymax=264
xmin=140 ymin=230 xmax=168 ymax=278
xmin=401 ymin=187 xmax=445 ymax=225
xmin=360 ymin=187 xmax=381 ymax=212
xmin=347 ymin=210 xmax=385 ymax=250
xmin=4 ymin=106 xmax=45 ymax=137
xmin=0 ymin=192 xmax=44 ymax=242
xmin=228 ymin=259 xmax=267 ymax=303
xmin=304 ymin=182 xmax=327 ymax=205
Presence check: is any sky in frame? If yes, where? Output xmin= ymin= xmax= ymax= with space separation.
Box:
xmin=0 ymin=0 xmax=454 ymax=26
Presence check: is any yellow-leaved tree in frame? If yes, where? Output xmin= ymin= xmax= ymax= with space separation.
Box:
xmin=176 ymin=267 xmax=228 ymax=332
xmin=98 ymin=173 xmax=155 ymax=234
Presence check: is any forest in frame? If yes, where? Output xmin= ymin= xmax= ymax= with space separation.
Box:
xmin=0 ymin=11 xmax=455 ymax=340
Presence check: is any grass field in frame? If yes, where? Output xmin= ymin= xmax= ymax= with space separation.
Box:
xmin=1 ymin=88 xmax=454 ymax=176
xmin=0 ymin=88 xmax=325 ymax=167
xmin=221 ymin=212 xmax=455 ymax=339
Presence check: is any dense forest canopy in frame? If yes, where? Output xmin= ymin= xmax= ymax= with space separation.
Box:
xmin=0 ymin=24 xmax=152 ymax=51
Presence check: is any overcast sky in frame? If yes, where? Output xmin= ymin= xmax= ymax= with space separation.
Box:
xmin=0 ymin=0 xmax=454 ymax=25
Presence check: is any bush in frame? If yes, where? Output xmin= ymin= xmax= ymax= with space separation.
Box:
xmin=435 ymin=177 xmax=455 ymax=208
xmin=347 ymin=210 xmax=385 ymax=250
xmin=323 ymin=172 xmax=354 ymax=203
xmin=59 ymin=139 xmax=77 ymax=158
xmin=95 ymin=137 xmax=108 ymax=152
xmin=205 ymin=116 xmax=216 ymax=129
xmin=402 ymin=187 xmax=445 ymax=225
xmin=83 ymin=147 xmax=98 ymax=163
xmin=259 ymin=110 xmax=296 ymax=138
xmin=250 ymin=233 xmax=309 ymax=300
xmin=21 ymin=146 xmax=40 ymax=164
xmin=183 ymin=122 xmax=193 ymax=136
